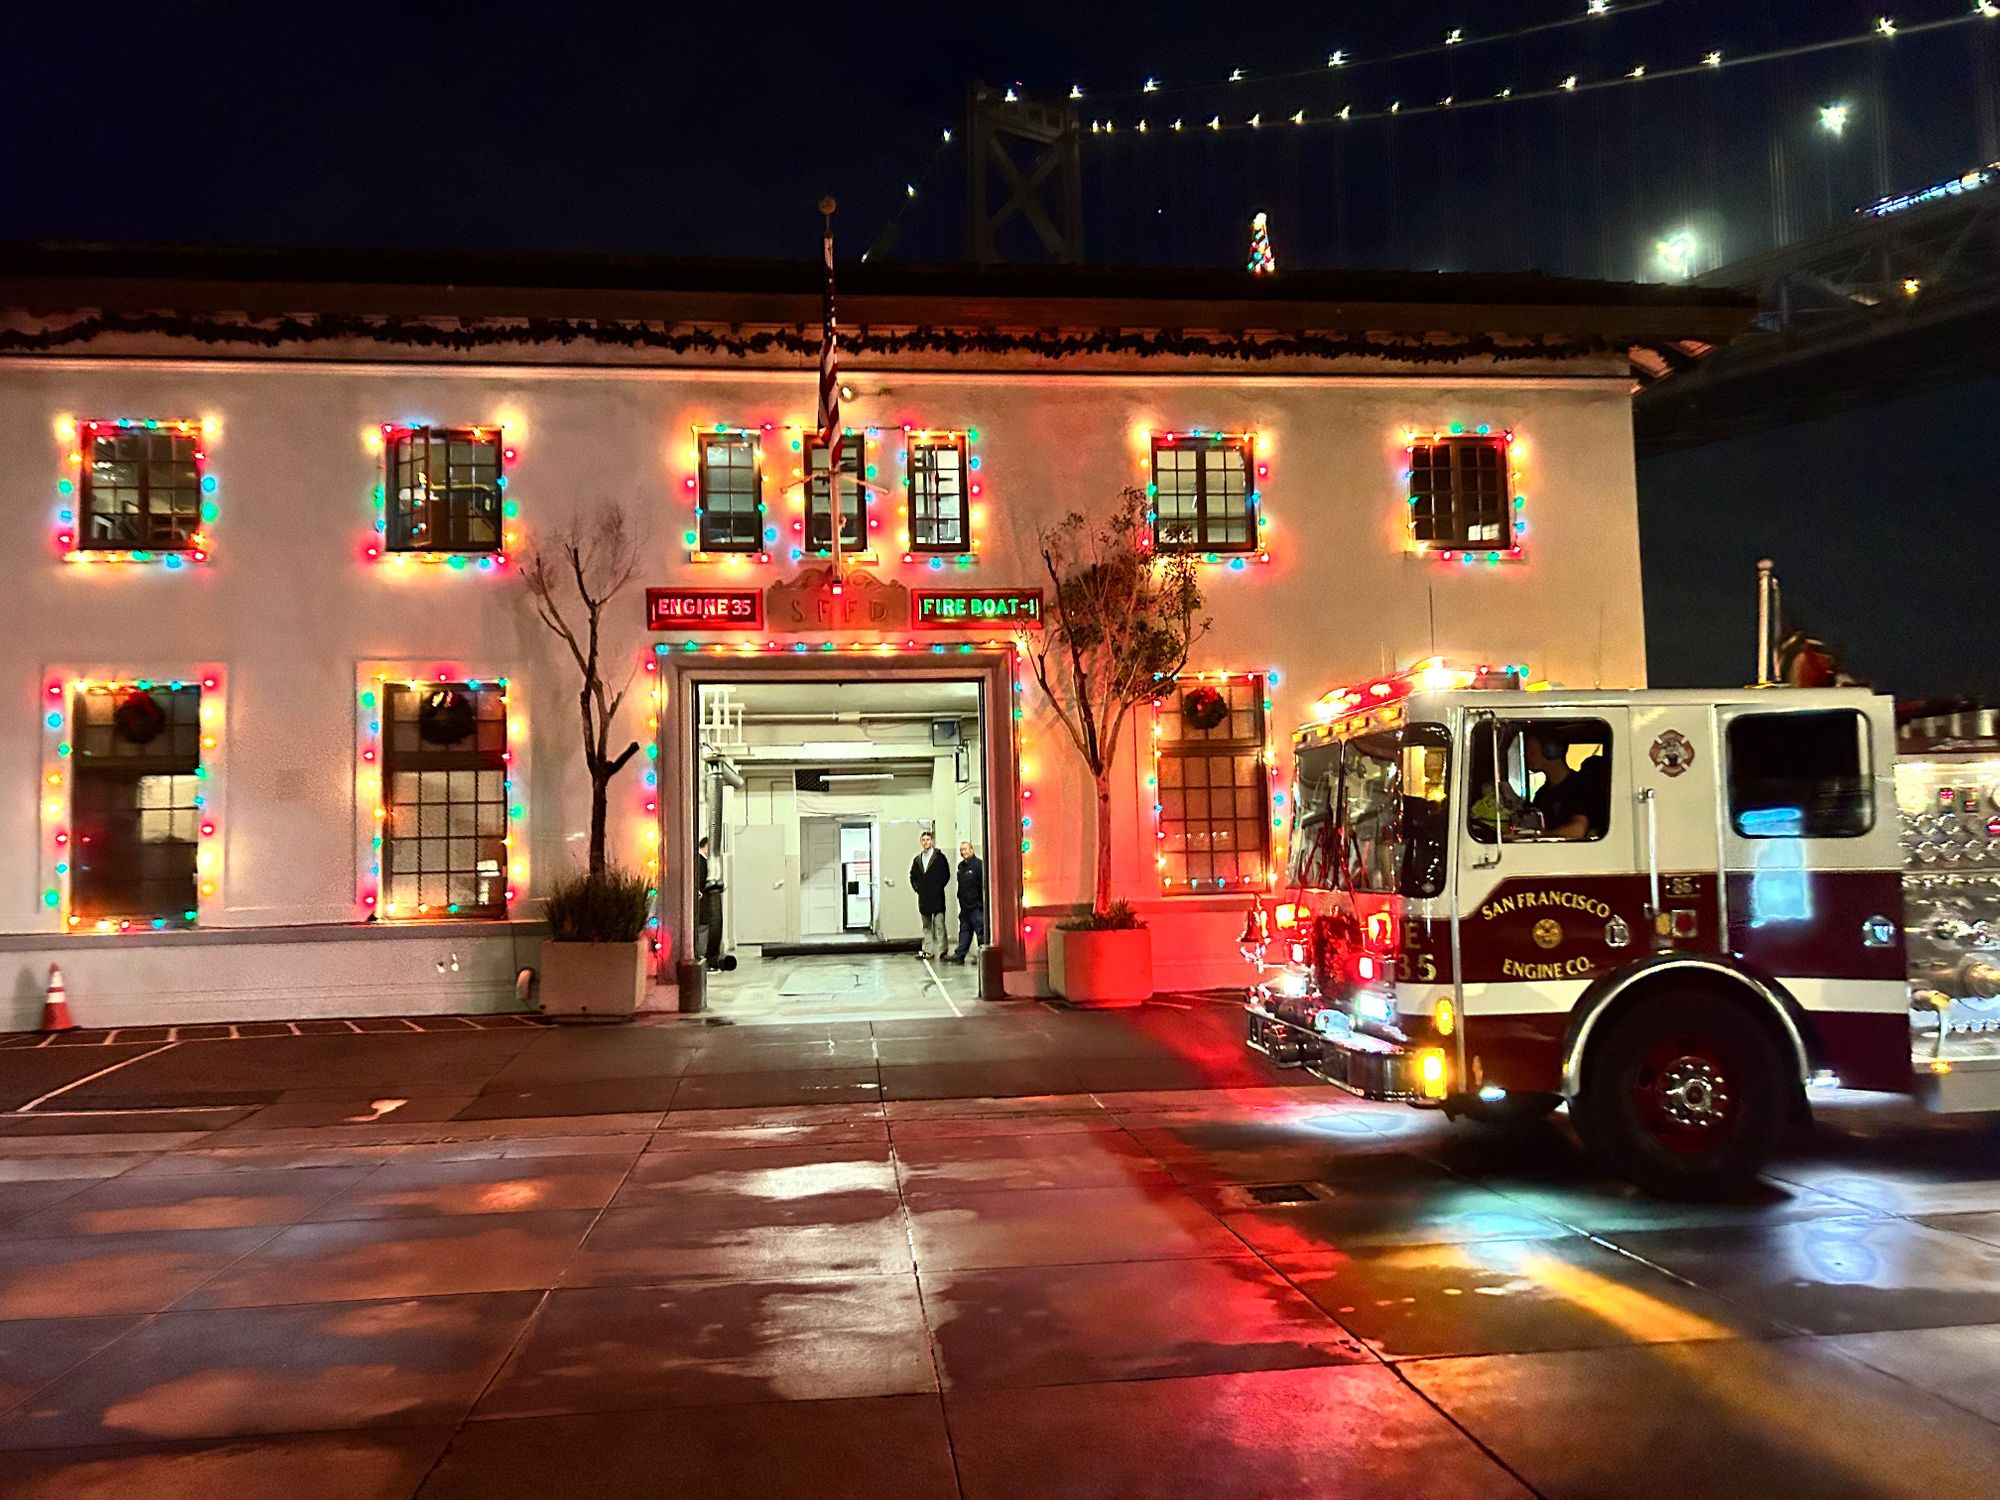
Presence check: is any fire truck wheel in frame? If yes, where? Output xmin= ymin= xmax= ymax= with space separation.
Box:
xmin=1574 ymin=990 xmax=1791 ymax=1199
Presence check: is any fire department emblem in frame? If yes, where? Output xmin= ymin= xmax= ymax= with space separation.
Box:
xmin=1532 ymin=918 xmax=1564 ymax=950
xmin=1650 ymin=729 xmax=1696 ymax=778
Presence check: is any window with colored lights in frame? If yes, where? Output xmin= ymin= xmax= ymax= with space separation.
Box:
xmin=79 ymin=427 xmax=202 ymax=551
xmin=697 ymin=431 xmax=764 ymax=553
xmin=69 ymin=685 xmax=204 ymax=927
xmin=909 ymin=433 xmax=969 ymax=552
xmin=382 ymin=683 xmax=510 ymax=917
xmin=1150 ymin=435 xmax=1255 ymax=553
xmin=387 ymin=427 xmax=503 ymax=553
xmin=1408 ymin=435 xmax=1512 ymax=549
xmin=805 ymin=434 xmax=867 ymax=554
xmin=1153 ymin=677 xmax=1271 ymax=892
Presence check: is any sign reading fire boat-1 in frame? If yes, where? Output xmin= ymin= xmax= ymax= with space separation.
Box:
xmin=911 ymin=588 xmax=1044 ymax=631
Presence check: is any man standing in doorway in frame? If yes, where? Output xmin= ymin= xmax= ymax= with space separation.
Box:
xmin=695 ymin=837 xmax=724 ymax=971
xmin=948 ymin=839 xmax=986 ymax=965
xmin=909 ymin=829 xmax=950 ymax=960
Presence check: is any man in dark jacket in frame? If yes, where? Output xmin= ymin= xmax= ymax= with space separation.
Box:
xmin=949 ymin=840 xmax=987 ymax=965
xmin=909 ymin=829 xmax=950 ymax=959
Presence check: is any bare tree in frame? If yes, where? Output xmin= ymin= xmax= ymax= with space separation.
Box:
xmin=521 ymin=504 xmax=642 ymax=877
xmin=1027 ymin=487 xmax=1206 ymax=915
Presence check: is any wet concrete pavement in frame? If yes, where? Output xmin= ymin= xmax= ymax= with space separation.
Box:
xmin=0 ymin=1004 xmax=1996 ymax=1495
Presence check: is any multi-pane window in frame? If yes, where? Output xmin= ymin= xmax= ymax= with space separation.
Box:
xmin=69 ymin=685 xmax=203 ymax=927
xmin=805 ymin=433 xmax=867 ymax=553
xmin=388 ymin=427 xmax=502 ymax=553
xmin=1151 ymin=436 xmax=1255 ymax=552
xmin=910 ymin=434 xmax=969 ymax=552
xmin=1154 ymin=676 xmax=1271 ymax=892
xmin=80 ymin=428 xmax=202 ymax=550
xmin=382 ymin=683 xmax=509 ymax=917
xmin=697 ymin=431 xmax=763 ymax=553
xmin=1408 ymin=435 xmax=1512 ymax=548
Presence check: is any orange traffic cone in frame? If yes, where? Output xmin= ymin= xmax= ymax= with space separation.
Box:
xmin=41 ymin=964 xmax=76 ymax=1033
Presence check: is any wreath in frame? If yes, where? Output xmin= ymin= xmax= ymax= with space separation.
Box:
xmin=112 ymin=689 xmax=168 ymax=745
xmin=417 ymin=688 xmax=477 ymax=746
xmin=1182 ymin=685 xmax=1230 ymax=731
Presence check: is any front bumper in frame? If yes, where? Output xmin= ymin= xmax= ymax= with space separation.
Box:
xmin=1246 ymin=989 xmax=1431 ymax=1104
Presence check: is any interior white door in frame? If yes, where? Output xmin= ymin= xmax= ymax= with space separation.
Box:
xmin=730 ymin=824 xmax=790 ymax=944
xmin=801 ymin=817 xmax=844 ymax=936
xmin=840 ymin=821 xmax=876 ymax=931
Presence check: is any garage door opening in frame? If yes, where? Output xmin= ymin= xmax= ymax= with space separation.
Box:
xmin=692 ymin=675 xmax=991 ymax=1021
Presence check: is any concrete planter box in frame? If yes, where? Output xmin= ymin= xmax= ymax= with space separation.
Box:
xmin=1048 ymin=924 xmax=1152 ymax=1007
xmin=537 ymin=937 xmax=646 ymax=1021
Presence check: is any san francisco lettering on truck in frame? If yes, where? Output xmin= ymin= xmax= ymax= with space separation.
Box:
xmin=1477 ymin=890 xmax=1613 ymax=922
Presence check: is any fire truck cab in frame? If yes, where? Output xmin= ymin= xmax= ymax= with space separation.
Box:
xmin=1245 ymin=660 xmax=2000 ymax=1197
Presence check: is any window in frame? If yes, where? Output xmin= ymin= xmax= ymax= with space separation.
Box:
xmin=909 ymin=434 xmax=969 ymax=552
xmin=387 ymin=427 xmax=502 ymax=553
xmin=1409 ymin=435 xmax=1512 ymax=549
xmin=1151 ymin=436 xmax=1255 ymax=552
xmin=805 ymin=434 xmax=867 ymax=553
xmin=80 ymin=427 xmax=202 ymax=551
xmin=1728 ymin=710 xmax=1874 ymax=838
xmin=1468 ymin=719 xmax=1614 ymax=843
xmin=382 ymin=682 xmax=510 ymax=916
xmin=69 ymin=685 xmax=203 ymax=926
xmin=697 ymin=431 xmax=763 ymax=553
xmin=1154 ymin=676 xmax=1270 ymax=891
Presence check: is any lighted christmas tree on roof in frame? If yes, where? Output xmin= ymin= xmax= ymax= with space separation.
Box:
xmin=1247 ymin=212 xmax=1275 ymax=274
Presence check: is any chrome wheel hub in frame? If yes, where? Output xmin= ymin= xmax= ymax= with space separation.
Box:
xmin=1658 ymin=1057 xmax=1729 ymax=1129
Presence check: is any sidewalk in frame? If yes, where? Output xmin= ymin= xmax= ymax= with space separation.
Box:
xmin=1 ymin=1007 xmax=1999 ymax=1497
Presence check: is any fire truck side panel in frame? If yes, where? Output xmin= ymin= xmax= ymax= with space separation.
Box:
xmin=1714 ymin=699 xmax=1909 ymax=1092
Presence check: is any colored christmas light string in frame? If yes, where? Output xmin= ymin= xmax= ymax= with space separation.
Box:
xmin=1147 ymin=670 xmax=1287 ymax=894
xmin=684 ymin=421 xmax=986 ymax=568
xmin=361 ymin=423 xmax=519 ymax=570
xmin=355 ymin=668 xmax=525 ymax=919
xmin=52 ymin=416 xmax=218 ymax=566
xmin=41 ymin=672 xmax=224 ymax=931
xmin=1138 ymin=428 xmax=1274 ymax=567
xmin=1398 ymin=423 xmax=1528 ymax=566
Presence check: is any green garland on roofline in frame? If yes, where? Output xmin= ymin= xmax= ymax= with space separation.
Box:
xmin=0 ymin=308 xmax=1638 ymax=365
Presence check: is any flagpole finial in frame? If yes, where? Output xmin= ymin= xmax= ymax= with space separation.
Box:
xmin=819 ymin=195 xmax=837 ymax=218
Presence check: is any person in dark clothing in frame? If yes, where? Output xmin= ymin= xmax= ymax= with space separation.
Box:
xmin=948 ymin=840 xmax=987 ymax=964
xmin=1523 ymin=735 xmax=1612 ymax=840
xmin=909 ymin=830 xmax=950 ymax=959
xmin=695 ymin=836 xmax=725 ymax=969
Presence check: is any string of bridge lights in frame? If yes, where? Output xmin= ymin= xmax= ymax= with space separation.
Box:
xmin=1077 ymin=0 xmax=1677 ymax=103
xmin=865 ymin=3 xmax=1995 ymax=253
xmin=1062 ymin=8 xmax=1990 ymax=138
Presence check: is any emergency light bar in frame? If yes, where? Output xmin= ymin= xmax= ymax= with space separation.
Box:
xmin=1309 ymin=656 xmax=1528 ymax=724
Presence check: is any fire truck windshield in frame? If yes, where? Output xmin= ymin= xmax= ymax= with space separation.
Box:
xmin=1288 ymin=725 xmax=1450 ymax=898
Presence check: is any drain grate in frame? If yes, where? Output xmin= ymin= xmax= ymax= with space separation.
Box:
xmin=1244 ymin=1182 xmax=1319 ymax=1206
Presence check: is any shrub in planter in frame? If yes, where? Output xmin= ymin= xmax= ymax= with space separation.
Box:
xmin=1049 ymin=901 xmax=1153 ymax=1008
xmin=539 ymin=868 xmax=651 ymax=1020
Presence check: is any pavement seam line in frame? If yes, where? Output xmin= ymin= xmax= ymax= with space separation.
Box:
xmin=17 ymin=1040 xmax=183 ymax=1113
xmin=895 ymin=1130 xmax=970 ymax=1498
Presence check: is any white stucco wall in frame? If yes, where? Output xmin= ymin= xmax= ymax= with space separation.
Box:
xmin=0 ymin=351 xmax=1646 ymax=1023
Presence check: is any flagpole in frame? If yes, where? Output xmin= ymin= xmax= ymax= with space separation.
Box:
xmin=817 ymin=195 xmax=843 ymax=597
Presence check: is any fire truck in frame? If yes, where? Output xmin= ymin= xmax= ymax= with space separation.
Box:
xmin=1242 ymin=659 xmax=2000 ymax=1197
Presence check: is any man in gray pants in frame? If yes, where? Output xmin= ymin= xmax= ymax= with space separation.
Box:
xmin=909 ymin=830 xmax=950 ymax=960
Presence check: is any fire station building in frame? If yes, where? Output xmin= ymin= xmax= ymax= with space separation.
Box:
xmin=0 ymin=245 xmax=1747 ymax=1026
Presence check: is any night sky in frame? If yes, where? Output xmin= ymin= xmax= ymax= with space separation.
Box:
xmin=9 ymin=1 xmax=1991 ymax=274
xmin=6 ymin=0 xmax=1984 ymax=695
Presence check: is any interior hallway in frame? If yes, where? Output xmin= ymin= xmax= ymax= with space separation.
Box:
xmin=698 ymin=952 xmax=979 ymax=1024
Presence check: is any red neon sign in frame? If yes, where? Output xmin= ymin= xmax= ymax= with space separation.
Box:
xmin=645 ymin=588 xmax=764 ymax=630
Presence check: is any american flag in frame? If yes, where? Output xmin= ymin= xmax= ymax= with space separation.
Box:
xmin=816 ymin=197 xmax=842 ymax=585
